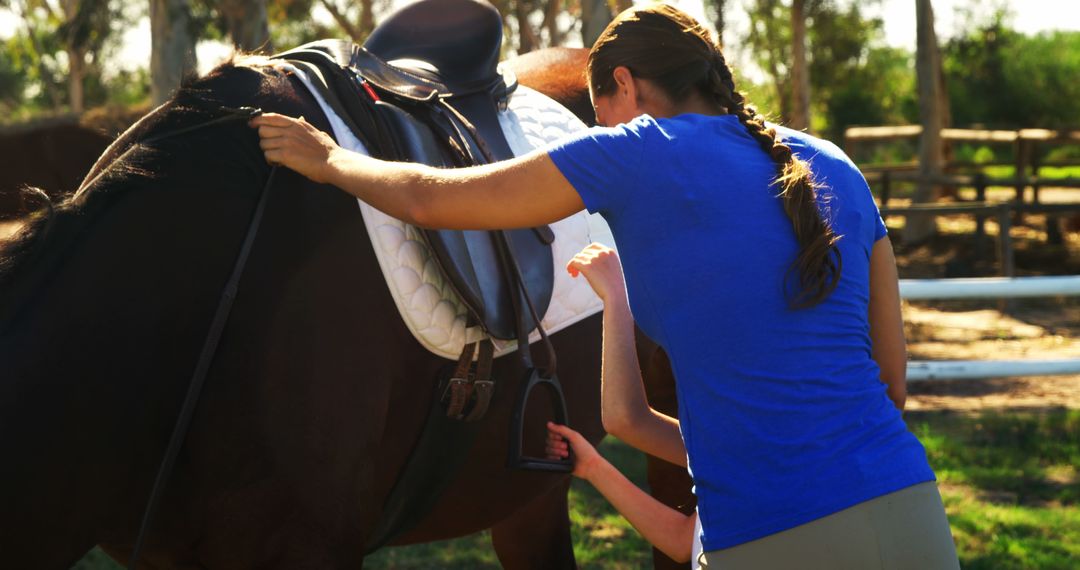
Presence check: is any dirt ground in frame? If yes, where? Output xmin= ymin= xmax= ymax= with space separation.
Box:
xmin=891 ymin=190 xmax=1080 ymax=412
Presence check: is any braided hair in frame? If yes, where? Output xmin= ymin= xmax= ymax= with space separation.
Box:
xmin=588 ymin=4 xmax=842 ymax=309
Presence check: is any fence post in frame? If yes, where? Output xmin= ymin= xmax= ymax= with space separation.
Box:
xmin=1031 ymin=146 xmax=1042 ymax=204
xmin=997 ymin=203 xmax=1015 ymax=278
xmin=881 ymin=170 xmax=892 ymax=204
xmin=974 ymin=173 xmax=988 ymax=258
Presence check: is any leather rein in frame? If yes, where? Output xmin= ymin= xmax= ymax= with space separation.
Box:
xmin=123 ymin=105 xmax=273 ymax=570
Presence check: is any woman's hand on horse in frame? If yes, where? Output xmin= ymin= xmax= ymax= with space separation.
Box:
xmin=567 ymin=243 xmax=626 ymax=304
xmin=250 ymin=113 xmax=341 ymax=184
xmin=546 ymin=422 xmax=603 ymax=480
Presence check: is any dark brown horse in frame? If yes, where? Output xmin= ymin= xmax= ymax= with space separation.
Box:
xmin=0 ymin=119 xmax=112 ymax=216
xmin=0 ymin=51 xmax=610 ymax=568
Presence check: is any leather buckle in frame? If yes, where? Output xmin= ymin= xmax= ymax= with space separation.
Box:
xmin=441 ymin=375 xmax=470 ymax=402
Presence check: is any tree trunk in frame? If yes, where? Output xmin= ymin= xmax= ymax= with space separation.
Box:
xmin=67 ymin=47 xmax=85 ymax=114
xmin=580 ymin=0 xmax=612 ymax=47
xmin=713 ymin=0 xmax=726 ymax=47
xmin=58 ymin=0 xmax=82 ymax=113
xmin=319 ymin=0 xmax=363 ymax=42
xmin=359 ymin=0 xmax=375 ymax=38
xmin=789 ymin=0 xmax=810 ymax=131
xmin=220 ymin=0 xmax=271 ymax=53
xmin=150 ymin=0 xmax=198 ymax=106
xmin=541 ymin=0 xmax=563 ymax=47
xmin=912 ymin=0 xmax=946 ymax=242
xmin=516 ymin=0 xmax=539 ymax=54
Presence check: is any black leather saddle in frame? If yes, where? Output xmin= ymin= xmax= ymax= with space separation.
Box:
xmin=271 ymin=0 xmax=576 ymax=552
xmin=274 ymin=0 xmax=553 ymax=345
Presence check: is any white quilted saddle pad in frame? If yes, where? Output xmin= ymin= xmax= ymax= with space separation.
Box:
xmin=279 ymin=62 xmax=613 ymax=359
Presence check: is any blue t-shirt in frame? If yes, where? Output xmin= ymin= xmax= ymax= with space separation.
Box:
xmin=547 ymin=114 xmax=935 ymax=551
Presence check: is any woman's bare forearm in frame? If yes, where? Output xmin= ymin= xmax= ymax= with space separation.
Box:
xmin=325 ymin=147 xmax=444 ymax=226
xmin=325 ymin=147 xmax=584 ymax=230
xmin=253 ymin=112 xmax=584 ymax=230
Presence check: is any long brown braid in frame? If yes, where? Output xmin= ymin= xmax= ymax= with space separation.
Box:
xmin=588 ymin=4 xmax=842 ymax=309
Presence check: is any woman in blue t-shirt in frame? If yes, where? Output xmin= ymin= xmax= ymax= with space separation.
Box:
xmin=252 ymin=4 xmax=959 ymax=567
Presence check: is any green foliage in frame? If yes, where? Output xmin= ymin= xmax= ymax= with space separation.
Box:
xmin=740 ymin=0 xmax=919 ymax=141
xmin=944 ymin=10 xmax=1080 ymax=130
xmin=96 ymin=68 xmax=151 ymax=108
xmin=0 ymin=37 xmax=26 ymax=107
xmin=0 ymin=0 xmax=129 ymax=111
xmin=268 ymin=0 xmax=326 ymax=48
xmin=819 ymin=45 xmax=917 ymax=141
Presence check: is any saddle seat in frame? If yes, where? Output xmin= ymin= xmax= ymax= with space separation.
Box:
xmin=272 ymin=0 xmax=552 ymax=342
xmin=364 ymin=0 xmax=507 ymax=97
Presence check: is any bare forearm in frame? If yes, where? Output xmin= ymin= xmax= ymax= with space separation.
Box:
xmin=586 ymin=458 xmax=694 ymax=563
xmin=325 ymin=147 xmax=584 ymax=230
xmin=326 ymin=148 xmax=438 ymax=225
xmin=601 ymin=296 xmax=686 ymax=466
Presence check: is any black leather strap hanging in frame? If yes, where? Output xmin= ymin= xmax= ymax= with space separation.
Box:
xmin=127 ymin=108 xmax=275 ymax=570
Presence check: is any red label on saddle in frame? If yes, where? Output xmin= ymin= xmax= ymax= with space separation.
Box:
xmin=360 ymin=79 xmax=380 ymax=102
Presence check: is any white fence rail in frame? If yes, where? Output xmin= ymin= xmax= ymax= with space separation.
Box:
xmin=900 ymin=276 xmax=1080 ymax=300
xmin=901 ymin=276 xmax=1080 ymax=382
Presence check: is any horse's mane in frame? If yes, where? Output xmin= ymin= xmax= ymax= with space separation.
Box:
xmin=0 ymin=54 xmax=284 ymax=326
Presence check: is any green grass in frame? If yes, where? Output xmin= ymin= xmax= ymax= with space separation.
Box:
xmin=911 ymin=409 xmax=1080 ymax=570
xmin=71 ymin=411 xmax=1080 ymax=569
xmin=363 ymin=437 xmax=654 ymax=569
xmin=980 ymin=165 xmax=1080 ymax=180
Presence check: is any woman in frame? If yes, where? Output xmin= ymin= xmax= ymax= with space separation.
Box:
xmin=251 ymin=4 xmax=958 ymax=567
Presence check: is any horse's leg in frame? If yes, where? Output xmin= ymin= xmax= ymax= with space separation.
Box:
xmin=490 ymin=476 xmax=576 ymax=570
xmin=637 ymin=333 xmax=696 ymax=570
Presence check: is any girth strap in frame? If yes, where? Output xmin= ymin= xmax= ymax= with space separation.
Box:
xmin=443 ymin=340 xmax=496 ymax=422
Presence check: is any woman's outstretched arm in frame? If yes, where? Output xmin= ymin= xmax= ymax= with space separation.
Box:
xmin=250 ymin=112 xmax=585 ymax=229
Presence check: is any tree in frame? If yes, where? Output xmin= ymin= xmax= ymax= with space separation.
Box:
xmin=150 ymin=0 xmax=197 ymax=105
xmin=944 ymin=7 xmax=1080 ymax=130
xmin=745 ymin=0 xmax=793 ymax=121
xmin=580 ymin=0 xmax=611 ymax=47
xmin=789 ymin=0 xmax=810 ymax=131
xmin=911 ymin=0 xmax=948 ymax=241
xmin=318 ymin=0 xmax=378 ymax=43
xmin=219 ymin=0 xmax=272 ymax=52
xmin=703 ymin=0 xmax=726 ymax=46
xmin=1 ymin=0 xmax=119 ymax=113
xmin=0 ymin=40 xmax=27 ymax=113
xmin=742 ymin=0 xmax=887 ymax=134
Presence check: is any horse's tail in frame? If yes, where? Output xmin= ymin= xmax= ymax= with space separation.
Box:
xmin=0 ymin=185 xmax=55 ymax=290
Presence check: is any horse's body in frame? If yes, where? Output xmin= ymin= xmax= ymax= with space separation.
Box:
xmin=0 ymin=120 xmax=112 ymax=216
xmin=0 ymin=55 xmax=605 ymax=569
xmin=508 ymin=47 xmax=595 ymax=127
